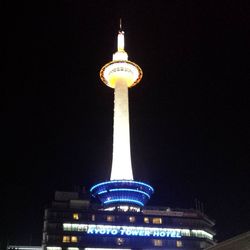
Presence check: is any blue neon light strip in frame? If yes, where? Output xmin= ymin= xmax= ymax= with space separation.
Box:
xmin=97 ymin=188 xmax=150 ymax=198
xmin=103 ymin=198 xmax=144 ymax=207
xmin=97 ymin=190 xmax=107 ymax=195
xmin=90 ymin=180 xmax=154 ymax=192
xmin=109 ymin=188 xmax=151 ymax=198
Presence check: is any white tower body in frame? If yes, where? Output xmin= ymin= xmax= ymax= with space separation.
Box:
xmin=91 ymin=26 xmax=153 ymax=209
xmin=100 ymin=30 xmax=143 ymax=181
xmin=112 ymin=74 xmax=133 ymax=180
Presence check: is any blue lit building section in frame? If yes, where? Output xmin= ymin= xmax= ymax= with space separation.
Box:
xmin=90 ymin=180 xmax=154 ymax=207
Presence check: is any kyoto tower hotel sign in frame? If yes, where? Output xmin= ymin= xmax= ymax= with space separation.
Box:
xmin=90 ymin=25 xmax=154 ymax=208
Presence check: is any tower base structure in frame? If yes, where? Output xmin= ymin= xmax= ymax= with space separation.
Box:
xmin=90 ymin=180 xmax=154 ymax=208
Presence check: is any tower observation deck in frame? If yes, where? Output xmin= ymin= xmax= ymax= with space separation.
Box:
xmin=90 ymin=25 xmax=154 ymax=209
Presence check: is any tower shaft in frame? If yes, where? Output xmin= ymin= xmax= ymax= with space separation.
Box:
xmin=111 ymin=79 xmax=133 ymax=180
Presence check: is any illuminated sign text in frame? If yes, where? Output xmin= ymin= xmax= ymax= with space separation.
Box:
xmin=63 ymin=223 xmax=213 ymax=240
xmin=87 ymin=225 xmax=181 ymax=238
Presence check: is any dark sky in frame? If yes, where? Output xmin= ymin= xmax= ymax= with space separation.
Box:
xmin=3 ymin=0 xmax=250 ymax=246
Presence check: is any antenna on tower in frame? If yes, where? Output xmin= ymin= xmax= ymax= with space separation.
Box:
xmin=119 ymin=18 xmax=122 ymax=31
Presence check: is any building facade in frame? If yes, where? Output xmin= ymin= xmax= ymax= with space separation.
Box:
xmin=206 ymin=231 xmax=250 ymax=250
xmin=42 ymin=191 xmax=216 ymax=250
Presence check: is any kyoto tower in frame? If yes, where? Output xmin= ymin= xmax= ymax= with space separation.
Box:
xmin=90 ymin=23 xmax=154 ymax=209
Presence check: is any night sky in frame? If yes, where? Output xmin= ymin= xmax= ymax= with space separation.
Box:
xmin=3 ymin=0 xmax=250 ymax=247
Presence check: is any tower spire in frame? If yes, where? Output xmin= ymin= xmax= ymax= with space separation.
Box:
xmin=119 ymin=18 xmax=122 ymax=31
xmin=117 ymin=29 xmax=125 ymax=52
xmin=113 ymin=21 xmax=127 ymax=60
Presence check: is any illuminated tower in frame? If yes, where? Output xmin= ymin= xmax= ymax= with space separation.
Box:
xmin=90 ymin=24 xmax=153 ymax=209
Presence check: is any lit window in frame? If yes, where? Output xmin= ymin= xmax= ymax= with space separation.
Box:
xmin=71 ymin=236 xmax=78 ymax=243
xmin=144 ymin=217 xmax=149 ymax=223
xmin=119 ymin=205 xmax=129 ymax=212
xmin=63 ymin=236 xmax=70 ymax=243
xmin=91 ymin=214 xmax=95 ymax=221
xmin=116 ymin=238 xmax=124 ymax=246
xmin=153 ymin=239 xmax=163 ymax=246
xmin=129 ymin=216 xmax=135 ymax=222
xmin=152 ymin=217 xmax=162 ymax=224
xmin=177 ymin=240 xmax=183 ymax=247
xmin=73 ymin=213 xmax=79 ymax=220
xmin=107 ymin=215 xmax=115 ymax=222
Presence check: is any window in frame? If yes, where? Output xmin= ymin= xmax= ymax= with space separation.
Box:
xmin=62 ymin=236 xmax=70 ymax=243
xmin=91 ymin=214 xmax=95 ymax=221
xmin=116 ymin=238 xmax=124 ymax=246
xmin=107 ymin=215 xmax=115 ymax=222
xmin=176 ymin=240 xmax=183 ymax=247
xmin=129 ymin=216 xmax=135 ymax=223
xmin=152 ymin=217 xmax=162 ymax=224
xmin=71 ymin=236 xmax=78 ymax=243
xmin=73 ymin=213 xmax=79 ymax=220
xmin=153 ymin=239 xmax=163 ymax=246
xmin=144 ymin=217 xmax=149 ymax=223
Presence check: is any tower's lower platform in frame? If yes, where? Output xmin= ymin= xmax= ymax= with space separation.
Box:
xmin=90 ymin=180 xmax=154 ymax=207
